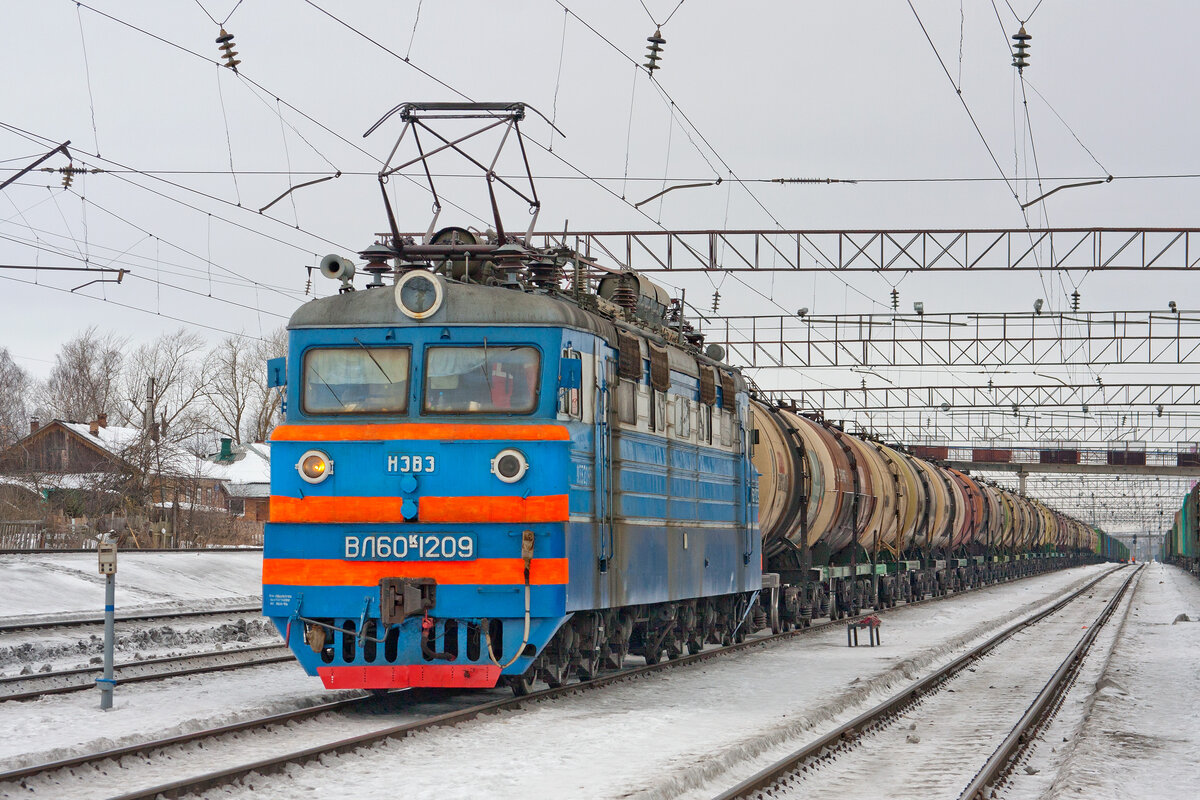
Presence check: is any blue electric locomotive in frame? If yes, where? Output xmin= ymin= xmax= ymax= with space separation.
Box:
xmin=263 ymin=234 xmax=761 ymax=693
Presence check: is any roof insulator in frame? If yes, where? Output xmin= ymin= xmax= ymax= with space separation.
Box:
xmin=644 ymin=27 xmax=665 ymax=74
xmin=216 ymin=28 xmax=241 ymax=72
xmin=1011 ymin=25 xmax=1031 ymax=72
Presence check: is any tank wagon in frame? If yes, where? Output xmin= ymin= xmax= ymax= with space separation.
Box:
xmin=1164 ymin=484 xmax=1199 ymax=574
xmin=749 ymin=406 xmax=1099 ymax=621
xmin=261 ymin=101 xmax=1101 ymax=695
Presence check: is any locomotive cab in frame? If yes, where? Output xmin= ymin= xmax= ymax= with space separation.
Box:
xmin=263 ymin=275 xmax=584 ymax=690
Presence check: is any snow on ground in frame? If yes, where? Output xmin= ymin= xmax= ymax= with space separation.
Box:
xmin=3 ymin=555 xmax=1195 ymax=800
xmin=1031 ymin=562 xmax=1200 ymax=800
xmin=995 ymin=563 xmax=1141 ymax=799
xmin=753 ymin=568 xmax=1135 ymax=799
xmin=0 ymin=551 xmax=263 ymax=621
xmin=0 ymin=661 xmax=365 ymax=774
xmin=196 ymin=565 xmax=1127 ymax=800
xmin=0 ymin=612 xmax=278 ymax=678
xmin=0 ymin=550 xmax=307 ymax=773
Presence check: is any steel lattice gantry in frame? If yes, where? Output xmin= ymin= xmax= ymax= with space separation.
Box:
xmin=978 ymin=471 xmax=1189 ymax=527
xmin=829 ymin=409 xmax=1200 ymax=448
xmin=773 ymin=383 xmax=1200 ymax=412
xmin=702 ymin=310 xmax=1200 ymax=369
xmin=534 ymin=228 xmax=1200 ymax=272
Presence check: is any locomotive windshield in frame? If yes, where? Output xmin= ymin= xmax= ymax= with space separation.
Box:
xmin=302 ymin=346 xmax=411 ymax=414
xmin=423 ymin=345 xmax=540 ymax=414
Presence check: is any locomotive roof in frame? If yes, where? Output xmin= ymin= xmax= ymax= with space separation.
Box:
xmin=289 ymin=278 xmax=615 ymax=338
xmin=289 ymin=276 xmax=742 ymax=385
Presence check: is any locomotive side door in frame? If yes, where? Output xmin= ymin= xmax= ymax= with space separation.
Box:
xmin=594 ymin=350 xmax=615 ymax=606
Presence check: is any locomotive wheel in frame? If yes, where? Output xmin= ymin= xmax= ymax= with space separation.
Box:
xmin=541 ymin=657 xmax=567 ymax=688
xmin=507 ymin=674 xmax=536 ymax=697
xmin=687 ymin=639 xmax=703 ymax=655
xmin=601 ymin=644 xmax=626 ymax=671
xmin=577 ymin=649 xmax=601 ymax=681
xmin=643 ymin=646 xmax=662 ymax=665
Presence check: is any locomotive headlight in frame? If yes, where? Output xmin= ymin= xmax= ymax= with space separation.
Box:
xmin=491 ymin=448 xmax=528 ymax=483
xmin=395 ymin=270 xmax=444 ymax=320
xmin=297 ymin=449 xmax=333 ymax=484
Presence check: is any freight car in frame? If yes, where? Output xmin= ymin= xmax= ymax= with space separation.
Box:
xmin=1163 ymin=484 xmax=1198 ymax=574
xmin=261 ymin=102 xmax=1102 ymax=695
xmin=1096 ymin=529 xmax=1130 ymax=563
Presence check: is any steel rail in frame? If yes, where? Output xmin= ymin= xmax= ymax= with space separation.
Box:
xmin=0 ymin=605 xmax=263 ymax=634
xmin=0 ymin=644 xmax=291 ymax=702
xmin=710 ymin=564 xmax=1136 ymax=800
xmin=0 ymin=548 xmax=263 ymax=555
xmin=0 ymin=560 xmax=1102 ymax=797
xmin=0 ymin=692 xmax=387 ymax=784
xmin=95 ymin=561 xmax=1111 ymax=800
xmin=958 ymin=565 xmax=1142 ymax=799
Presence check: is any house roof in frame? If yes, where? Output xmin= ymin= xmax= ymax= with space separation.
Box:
xmin=203 ymin=442 xmax=271 ymax=495
xmin=2 ymin=421 xmax=273 ymax=494
xmin=58 ymin=421 xmax=143 ymax=454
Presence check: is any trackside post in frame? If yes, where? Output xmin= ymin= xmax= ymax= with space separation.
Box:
xmin=97 ymin=535 xmax=117 ymax=710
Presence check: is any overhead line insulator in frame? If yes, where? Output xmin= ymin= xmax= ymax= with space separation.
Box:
xmin=1012 ymin=25 xmax=1031 ymax=72
xmin=644 ymin=27 xmax=665 ymax=74
xmin=216 ymin=28 xmax=241 ymax=72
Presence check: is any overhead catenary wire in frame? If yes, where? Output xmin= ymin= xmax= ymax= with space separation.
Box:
xmin=908 ymin=0 xmax=1021 ymax=205
xmin=23 ymin=6 xmax=1178 ymax=409
xmin=12 ymin=165 xmax=1200 ymax=186
xmin=0 ymin=270 xmax=275 ymax=340
xmin=637 ymin=0 xmax=688 ymax=28
xmin=548 ymin=7 xmax=569 ymax=152
xmin=0 ymin=118 xmax=347 ymax=259
xmin=75 ymin=4 xmax=101 ymax=157
xmin=67 ymin=1 xmax=487 ymax=230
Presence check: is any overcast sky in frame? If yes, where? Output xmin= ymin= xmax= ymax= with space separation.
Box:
xmin=4 ymin=1 xmax=1199 ymax=530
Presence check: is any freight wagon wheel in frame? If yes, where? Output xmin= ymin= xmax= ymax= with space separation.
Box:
xmin=665 ymin=630 xmax=687 ymax=660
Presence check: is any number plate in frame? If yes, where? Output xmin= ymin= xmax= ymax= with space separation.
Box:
xmin=386 ymin=454 xmax=436 ymax=474
xmin=344 ymin=533 xmax=476 ymax=561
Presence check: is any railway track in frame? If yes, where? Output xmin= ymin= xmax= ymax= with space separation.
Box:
xmin=0 ymin=605 xmax=262 ymax=635
xmin=709 ymin=564 xmax=1140 ymax=800
xmin=0 ymin=643 xmax=292 ymax=702
xmin=0 ymin=563 xmax=1121 ymax=799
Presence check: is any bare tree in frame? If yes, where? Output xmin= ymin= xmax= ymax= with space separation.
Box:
xmin=246 ymin=328 xmax=287 ymax=442
xmin=118 ymin=329 xmax=209 ymax=446
xmin=39 ymin=327 xmax=125 ymax=422
xmin=0 ymin=348 xmax=32 ymax=446
xmin=204 ymin=334 xmax=255 ymax=444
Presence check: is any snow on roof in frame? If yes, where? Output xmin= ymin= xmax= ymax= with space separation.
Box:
xmin=34 ymin=422 xmax=272 ymax=490
xmin=0 ymin=472 xmax=123 ymax=493
xmin=58 ymin=421 xmax=143 ymax=455
xmin=206 ymin=443 xmax=271 ymax=485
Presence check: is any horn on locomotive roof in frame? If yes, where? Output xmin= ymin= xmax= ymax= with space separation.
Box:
xmin=364 ymin=101 xmax=565 ymax=259
xmin=319 ymin=253 xmax=356 ymax=292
